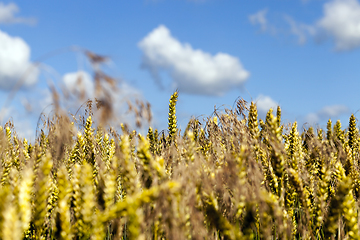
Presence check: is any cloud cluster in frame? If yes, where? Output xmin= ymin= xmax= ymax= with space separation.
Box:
xmin=138 ymin=25 xmax=250 ymax=96
xmin=1 ymin=70 xmax=147 ymax=141
xmin=255 ymin=94 xmax=279 ymax=117
xmin=63 ymin=71 xmax=94 ymax=99
xmin=0 ymin=2 xmax=36 ymax=25
xmin=62 ymin=70 xmax=147 ymax=127
xmin=305 ymin=105 xmax=350 ymax=124
xmin=317 ymin=0 xmax=360 ymax=51
xmin=250 ymin=0 xmax=360 ymax=51
xmin=62 ymin=70 xmax=143 ymax=102
xmin=0 ymin=105 xmax=35 ymax=140
xmin=0 ymin=29 xmax=39 ymax=90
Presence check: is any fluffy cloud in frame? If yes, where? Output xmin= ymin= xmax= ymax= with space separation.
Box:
xmin=0 ymin=2 xmax=36 ymax=25
xmin=0 ymin=30 xmax=39 ymax=90
xmin=62 ymin=70 xmax=143 ymax=104
xmin=0 ymin=105 xmax=35 ymax=140
xmin=305 ymin=105 xmax=350 ymax=124
xmin=316 ymin=0 xmax=360 ymax=51
xmin=255 ymin=95 xmax=279 ymax=117
xmin=63 ymin=71 xmax=94 ymax=100
xmin=62 ymin=70 xmax=148 ymax=128
xmin=251 ymin=0 xmax=360 ymax=50
xmin=138 ymin=25 xmax=250 ymax=96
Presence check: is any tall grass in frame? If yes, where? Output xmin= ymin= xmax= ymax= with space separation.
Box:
xmin=0 ymin=52 xmax=360 ymax=239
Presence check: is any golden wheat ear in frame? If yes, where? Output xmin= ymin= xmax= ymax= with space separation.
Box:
xmin=54 ymin=165 xmax=72 ymax=240
xmin=167 ymin=90 xmax=178 ymax=144
xmin=247 ymin=101 xmax=260 ymax=139
xmin=32 ymin=152 xmax=53 ymax=239
xmin=326 ymin=119 xmax=332 ymax=143
xmin=348 ymin=114 xmax=358 ymax=153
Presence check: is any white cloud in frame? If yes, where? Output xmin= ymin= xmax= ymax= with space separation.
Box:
xmin=0 ymin=105 xmax=36 ymax=141
xmin=249 ymin=9 xmax=268 ymax=31
xmin=63 ymin=71 xmax=94 ymax=100
xmin=62 ymin=70 xmax=143 ymax=107
xmin=284 ymin=15 xmax=316 ymax=44
xmin=0 ymin=69 xmax=148 ymax=141
xmin=316 ymin=0 xmax=360 ymax=51
xmin=0 ymin=2 xmax=36 ymax=25
xmin=305 ymin=113 xmax=320 ymax=124
xmin=249 ymin=9 xmax=314 ymax=44
xmin=61 ymin=70 xmax=150 ymax=129
xmin=305 ymin=104 xmax=349 ymax=123
xmin=138 ymin=25 xmax=250 ymax=96
xmin=255 ymin=95 xmax=279 ymax=117
xmin=37 ymin=88 xmax=55 ymax=111
xmin=249 ymin=9 xmax=276 ymax=34
xmin=319 ymin=105 xmax=350 ymax=117
xmin=0 ymin=29 xmax=39 ymax=90
xmin=251 ymin=0 xmax=360 ymax=50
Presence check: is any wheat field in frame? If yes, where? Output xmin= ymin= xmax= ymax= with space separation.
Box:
xmin=1 ymin=90 xmax=360 ymax=240
xmin=1 ymin=52 xmax=360 ymax=239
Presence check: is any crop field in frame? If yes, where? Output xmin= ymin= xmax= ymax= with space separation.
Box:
xmin=1 ymin=57 xmax=360 ymax=239
xmin=1 ymin=92 xmax=360 ymax=240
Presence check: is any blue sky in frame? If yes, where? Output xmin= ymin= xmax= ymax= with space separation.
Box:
xmin=1 ymin=0 xmax=360 ymax=140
